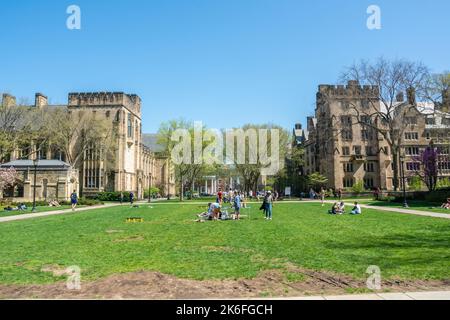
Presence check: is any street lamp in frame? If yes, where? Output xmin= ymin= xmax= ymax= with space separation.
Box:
xmin=400 ymin=155 xmax=409 ymax=208
xmin=166 ymin=163 xmax=170 ymax=200
xmin=148 ymin=175 xmax=151 ymax=203
xmin=32 ymin=158 xmax=39 ymax=212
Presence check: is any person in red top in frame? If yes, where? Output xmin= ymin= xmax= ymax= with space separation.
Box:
xmin=217 ymin=188 xmax=223 ymax=205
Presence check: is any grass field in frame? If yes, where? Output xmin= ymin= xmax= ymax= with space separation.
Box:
xmin=0 ymin=202 xmax=449 ymax=285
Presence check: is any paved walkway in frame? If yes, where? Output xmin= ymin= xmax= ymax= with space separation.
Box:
xmin=0 ymin=203 xmax=121 ymax=223
xmin=317 ymin=200 xmax=450 ymax=220
xmin=273 ymin=290 xmax=450 ymax=300
xmin=2 ymin=199 xmax=448 ymax=223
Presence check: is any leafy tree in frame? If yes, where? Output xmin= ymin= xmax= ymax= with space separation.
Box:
xmin=307 ymin=172 xmax=328 ymax=189
xmin=227 ymin=124 xmax=289 ymax=193
xmin=0 ymin=167 xmax=19 ymax=198
xmin=411 ymin=141 xmax=446 ymax=191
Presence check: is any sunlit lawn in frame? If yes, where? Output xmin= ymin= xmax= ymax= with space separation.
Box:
xmin=0 ymin=202 xmax=449 ymax=285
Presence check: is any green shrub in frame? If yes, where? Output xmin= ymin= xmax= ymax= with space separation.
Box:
xmin=408 ymin=176 xmax=423 ymax=191
xmin=144 ymin=187 xmax=160 ymax=199
xmin=78 ymin=197 xmax=103 ymax=206
xmin=93 ymin=192 xmax=131 ymax=202
xmin=352 ymin=181 xmax=365 ymax=194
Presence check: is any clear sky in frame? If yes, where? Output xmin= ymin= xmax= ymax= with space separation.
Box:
xmin=1 ymin=0 xmax=449 ymax=132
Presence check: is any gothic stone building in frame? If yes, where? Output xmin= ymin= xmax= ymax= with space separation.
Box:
xmin=297 ymin=81 xmax=450 ymax=191
xmin=0 ymin=92 xmax=175 ymax=201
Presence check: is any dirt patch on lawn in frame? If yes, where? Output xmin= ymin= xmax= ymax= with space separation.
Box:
xmin=1 ymin=267 xmax=449 ymax=299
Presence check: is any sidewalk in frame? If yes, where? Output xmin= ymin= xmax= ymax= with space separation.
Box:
xmin=0 ymin=203 xmax=121 ymax=223
xmin=277 ymin=290 xmax=450 ymax=300
xmin=317 ymin=200 xmax=450 ymax=220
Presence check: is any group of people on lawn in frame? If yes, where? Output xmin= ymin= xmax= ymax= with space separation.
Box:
xmin=328 ymin=201 xmax=362 ymax=215
xmin=196 ymin=188 xmax=275 ymax=222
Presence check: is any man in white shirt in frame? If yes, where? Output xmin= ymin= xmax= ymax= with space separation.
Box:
xmin=351 ymin=202 xmax=362 ymax=215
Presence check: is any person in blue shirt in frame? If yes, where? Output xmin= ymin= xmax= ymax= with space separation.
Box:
xmin=234 ymin=193 xmax=241 ymax=220
xmin=70 ymin=190 xmax=78 ymax=212
xmin=130 ymin=192 xmax=134 ymax=206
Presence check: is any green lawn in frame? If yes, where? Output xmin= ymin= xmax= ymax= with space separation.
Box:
xmin=0 ymin=202 xmax=449 ymax=285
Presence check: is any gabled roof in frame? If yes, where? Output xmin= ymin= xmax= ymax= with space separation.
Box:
xmin=0 ymin=159 xmax=72 ymax=169
xmin=142 ymin=134 xmax=166 ymax=153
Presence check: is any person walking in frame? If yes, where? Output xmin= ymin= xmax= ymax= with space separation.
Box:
xmin=320 ymin=187 xmax=326 ymax=206
xmin=233 ymin=192 xmax=241 ymax=220
xmin=129 ymin=191 xmax=134 ymax=206
xmin=337 ymin=188 xmax=342 ymax=201
xmin=70 ymin=190 xmax=78 ymax=212
xmin=265 ymin=191 xmax=274 ymax=220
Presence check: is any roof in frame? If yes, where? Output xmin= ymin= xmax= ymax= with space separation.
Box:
xmin=0 ymin=159 xmax=72 ymax=169
xmin=142 ymin=134 xmax=167 ymax=153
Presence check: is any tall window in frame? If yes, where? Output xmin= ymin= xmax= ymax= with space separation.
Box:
xmin=343 ymin=178 xmax=354 ymax=188
xmin=364 ymin=162 xmax=376 ymax=172
xmin=405 ymin=132 xmax=419 ymax=140
xmin=364 ymin=177 xmax=375 ymax=189
xmin=127 ymin=113 xmax=133 ymax=138
xmin=342 ymin=147 xmax=350 ymax=156
xmin=343 ymin=163 xmax=354 ymax=173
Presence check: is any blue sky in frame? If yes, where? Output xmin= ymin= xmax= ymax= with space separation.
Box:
xmin=1 ymin=0 xmax=449 ymax=132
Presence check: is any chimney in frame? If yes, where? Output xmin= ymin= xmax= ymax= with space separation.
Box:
xmin=347 ymin=80 xmax=359 ymax=87
xmin=2 ymin=93 xmax=16 ymax=107
xmin=396 ymin=92 xmax=404 ymax=102
xmin=35 ymin=93 xmax=48 ymax=108
xmin=407 ymin=87 xmax=416 ymax=105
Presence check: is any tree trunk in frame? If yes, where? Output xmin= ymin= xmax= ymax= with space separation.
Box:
xmin=392 ymin=150 xmax=399 ymax=192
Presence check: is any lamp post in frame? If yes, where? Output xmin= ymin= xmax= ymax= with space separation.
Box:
xmin=400 ymin=155 xmax=409 ymax=208
xmin=166 ymin=163 xmax=170 ymax=200
xmin=148 ymin=175 xmax=151 ymax=203
xmin=32 ymin=158 xmax=39 ymax=212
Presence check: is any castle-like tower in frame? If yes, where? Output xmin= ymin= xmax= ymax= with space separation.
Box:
xmin=68 ymin=92 xmax=143 ymax=195
xmin=305 ymin=81 xmax=393 ymax=190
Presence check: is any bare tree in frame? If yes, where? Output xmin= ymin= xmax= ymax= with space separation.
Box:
xmin=49 ymin=108 xmax=117 ymax=168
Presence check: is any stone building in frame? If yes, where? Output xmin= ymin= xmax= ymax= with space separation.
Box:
xmin=0 ymin=160 xmax=78 ymax=202
xmin=0 ymin=92 xmax=175 ymax=201
xmin=296 ymin=81 xmax=450 ymax=191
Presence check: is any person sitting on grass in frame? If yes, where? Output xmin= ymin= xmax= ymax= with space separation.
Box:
xmin=440 ymin=198 xmax=450 ymax=210
xmin=337 ymin=202 xmax=345 ymax=215
xmin=351 ymin=202 xmax=362 ymax=215
xmin=196 ymin=203 xmax=221 ymax=222
xmin=328 ymin=203 xmax=338 ymax=215
xmin=17 ymin=203 xmax=27 ymax=211
xmin=48 ymin=199 xmax=61 ymax=207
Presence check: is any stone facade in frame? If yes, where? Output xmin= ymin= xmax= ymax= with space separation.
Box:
xmin=298 ymin=81 xmax=450 ymax=191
